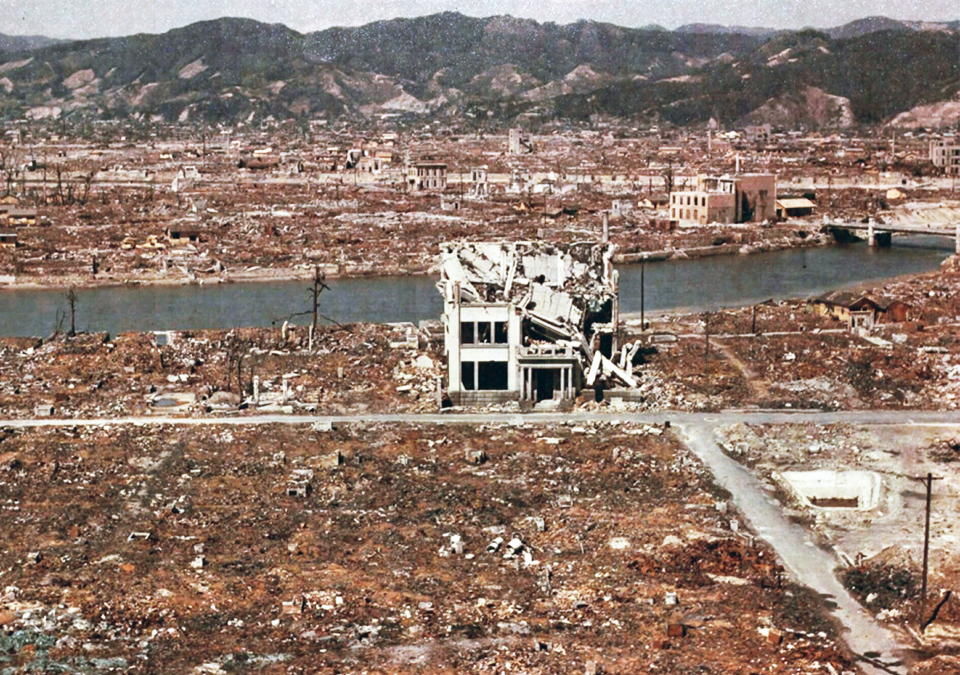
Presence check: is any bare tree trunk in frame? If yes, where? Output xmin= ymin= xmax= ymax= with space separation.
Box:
xmin=66 ymin=287 xmax=78 ymax=337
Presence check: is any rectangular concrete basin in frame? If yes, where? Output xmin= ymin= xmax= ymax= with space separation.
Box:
xmin=780 ymin=470 xmax=881 ymax=511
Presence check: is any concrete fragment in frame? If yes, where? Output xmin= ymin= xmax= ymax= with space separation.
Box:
xmin=464 ymin=448 xmax=487 ymax=465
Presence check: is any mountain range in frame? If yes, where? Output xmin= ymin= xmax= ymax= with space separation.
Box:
xmin=0 ymin=13 xmax=956 ymax=128
xmin=676 ymin=16 xmax=960 ymax=39
xmin=0 ymin=34 xmax=63 ymax=52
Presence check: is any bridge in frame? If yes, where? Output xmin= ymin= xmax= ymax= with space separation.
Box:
xmin=830 ymin=221 xmax=960 ymax=253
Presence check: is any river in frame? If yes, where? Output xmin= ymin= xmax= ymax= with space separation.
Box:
xmin=0 ymin=237 xmax=952 ymax=337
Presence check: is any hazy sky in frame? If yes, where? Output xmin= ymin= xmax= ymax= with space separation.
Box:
xmin=1 ymin=0 xmax=956 ymax=39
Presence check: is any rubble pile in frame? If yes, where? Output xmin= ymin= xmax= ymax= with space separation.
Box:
xmin=0 ymin=323 xmax=443 ymax=418
xmin=0 ymin=422 xmax=854 ymax=672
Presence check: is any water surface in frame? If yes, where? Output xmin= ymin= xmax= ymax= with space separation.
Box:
xmin=0 ymin=237 xmax=951 ymax=337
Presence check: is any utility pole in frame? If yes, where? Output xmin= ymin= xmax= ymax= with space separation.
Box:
xmin=914 ymin=472 xmax=943 ymax=629
xmin=751 ymin=304 xmax=758 ymax=335
xmin=640 ymin=257 xmax=646 ymax=331
xmin=703 ymin=312 xmax=711 ymax=358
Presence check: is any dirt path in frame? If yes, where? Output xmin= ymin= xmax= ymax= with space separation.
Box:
xmin=713 ymin=337 xmax=771 ymax=400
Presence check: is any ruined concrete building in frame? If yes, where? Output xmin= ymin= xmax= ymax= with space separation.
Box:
xmin=508 ymin=128 xmax=533 ymax=155
xmin=743 ymin=124 xmax=773 ymax=145
xmin=470 ymin=167 xmax=489 ymax=198
xmin=439 ymin=241 xmax=637 ymax=408
xmin=409 ymin=160 xmax=448 ymax=191
xmin=669 ymin=174 xmax=776 ymax=225
xmin=930 ymin=138 xmax=960 ymax=175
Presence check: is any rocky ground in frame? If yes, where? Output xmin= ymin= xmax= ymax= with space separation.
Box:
xmin=0 ymin=322 xmax=443 ymax=419
xmin=0 ymin=422 xmax=855 ymax=673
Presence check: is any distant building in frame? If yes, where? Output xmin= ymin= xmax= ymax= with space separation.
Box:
xmin=0 ymin=207 xmax=38 ymax=226
xmin=930 ymin=139 xmax=960 ymax=175
xmin=469 ymin=167 xmax=489 ymax=198
xmin=508 ymin=128 xmax=533 ymax=155
xmin=669 ymin=174 xmax=776 ymax=225
xmin=356 ymin=155 xmax=389 ymax=174
xmin=743 ymin=124 xmax=772 ymax=144
xmin=165 ymin=227 xmax=207 ymax=245
xmin=611 ymin=199 xmax=634 ymax=217
xmin=409 ymin=161 xmax=448 ymax=191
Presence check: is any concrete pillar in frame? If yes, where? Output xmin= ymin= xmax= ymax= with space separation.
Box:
xmin=281 ymin=320 xmax=289 ymax=340
xmin=612 ymin=269 xmax=620 ymax=352
xmin=447 ymin=282 xmax=462 ymax=395
xmin=308 ymin=324 xmax=314 ymax=351
xmin=282 ymin=376 xmax=290 ymax=403
xmin=252 ymin=376 xmax=260 ymax=405
xmin=867 ymin=219 xmax=876 ymax=247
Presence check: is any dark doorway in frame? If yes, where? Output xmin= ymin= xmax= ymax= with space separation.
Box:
xmin=740 ymin=192 xmax=754 ymax=222
xmin=599 ymin=333 xmax=614 ymax=358
xmin=533 ymin=369 xmax=560 ymax=402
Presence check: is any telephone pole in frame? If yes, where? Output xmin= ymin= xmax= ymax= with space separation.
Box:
xmin=913 ymin=472 xmax=943 ymax=630
xmin=639 ymin=256 xmax=646 ymax=331
xmin=703 ymin=312 xmax=711 ymax=358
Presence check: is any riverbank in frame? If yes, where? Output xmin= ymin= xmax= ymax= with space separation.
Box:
xmin=0 ymin=228 xmax=832 ymax=292
xmin=0 ymin=237 xmax=951 ymax=338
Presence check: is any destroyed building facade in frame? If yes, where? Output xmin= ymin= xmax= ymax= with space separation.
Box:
xmin=670 ymin=174 xmax=776 ymax=225
xmin=930 ymin=138 xmax=960 ymax=175
xmin=408 ymin=161 xmax=448 ymax=191
xmin=508 ymin=128 xmax=533 ymax=154
xmin=438 ymin=241 xmax=627 ymax=407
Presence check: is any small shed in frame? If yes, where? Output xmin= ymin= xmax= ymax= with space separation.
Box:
xmin=811 ymin=291 xmax=909 ymax=325
xmin=776 ymin=198 xmax=816 ymax=219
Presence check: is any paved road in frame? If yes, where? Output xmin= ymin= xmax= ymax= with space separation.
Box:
xmin=679 ymin=424 xmax=910 ymax=674
xmin=1 ymin=409 xmax=959 ymax=429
